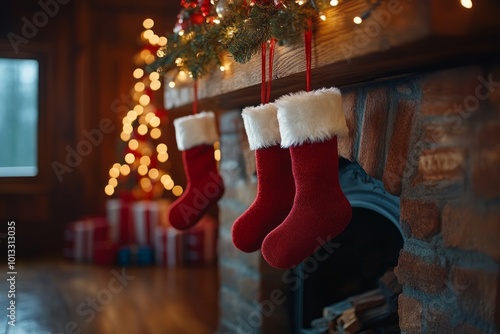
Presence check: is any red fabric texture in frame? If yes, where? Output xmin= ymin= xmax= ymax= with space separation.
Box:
xmin=232 ymin=145 xmax=295 ymax=252
xmin=169 ymin=144 xmax=224 ymax=230
xmin=261 ymin=137 xmax=352 ymax=269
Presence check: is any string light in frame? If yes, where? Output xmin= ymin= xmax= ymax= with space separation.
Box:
xmin=169 ymin=81 xmax=176 ymax=88
xmin=138 ymin=165 xmax=148 ymax=176
xmin=149 ymin=34 xmax=160 ymax=45
xmin=143 ymin=18 xmax=154 ymax=29
xmin=140 ymin=156 xmax=151 ymax=166
xmin=150 ymin=128 xmax=161 ymax=139
xmin=120 ymin=164 xmax=131 ymax=176
xmin=125 ymin=153 xmax=135 ymax=164
xmin=148 ymin=168 xmax=159 ymax=179
xmin=150 ymin=80 xmax=161 ymax=91
xmin=104 ymin=185 xmax=114 ymax=196
xmin=109 ymin=167 xmax=120 ymax=178
xmin=108 ymin=178 xmax=118 ymax=187
xmin=134 ymin=105 xmax=144 ymax=115
xmin=128 ymin=139 xmax=139 ymax=150
xmin=149 ymin=116 xmax=161 ymax=128
xmin=120 ymin=132 xmax=131 ymax=141
xmin=158 ymin=152 xmax=169 ymax=162
xmin=134 ymin=82 xmax=145 ymax=92
xmin=149 ymin=72 xmax=160 ymax=81
xmin=172 ymin=185 xmax=183 ymax=196
xmin=133 ymin=68 xmax=144 ymax=79
xmin=330 ymin=0 xmax=339 ymax=6
xmin=460 ymin=0 xmax=472 ymax=8
xmin=156 ymin=143 xmax=167 ymax=153
xmin=319 ymin=13 xmax=326 ymax=21
xmin=353 ymin=16 xmax=362 ymax=24
xmin=127 ymin=110 xmax=138 ymax=121
xmin=158 ymin=36 xmax=168 ymax=46
xmin=139 ymin=94 xmax=150 ymax=106
xmin=105 ymin=21 xmax=175 ymax=198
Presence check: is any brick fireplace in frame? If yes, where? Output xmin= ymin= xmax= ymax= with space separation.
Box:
xmin=216 ymin=64 xmax=500 ymax=333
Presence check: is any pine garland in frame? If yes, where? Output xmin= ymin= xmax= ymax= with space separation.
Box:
xmin=149 ymin=0 xmax=366 ymax=80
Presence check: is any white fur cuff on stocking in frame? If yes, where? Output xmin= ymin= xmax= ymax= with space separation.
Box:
xmin=275 ymin=88 xmax=349 ymax=148
xmin=242 ymin=104 xmax=281 ymax=150
xmin=173 ymin=111 xmax=219 ymax=151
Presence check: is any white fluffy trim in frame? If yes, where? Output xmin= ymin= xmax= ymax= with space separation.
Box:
xmin=173 ymin=111 xmax=219 ymax=151
xmin=275 ymin=88 xmax=349 ymax=148
xmin=242 ymin=104 xmax=281 ymax=150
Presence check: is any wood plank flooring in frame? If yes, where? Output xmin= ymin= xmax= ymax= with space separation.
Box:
xmin=0 ymin=259 xmax=219 ymax=334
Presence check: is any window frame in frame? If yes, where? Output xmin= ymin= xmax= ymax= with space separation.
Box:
xmin=0 ymin=44 xmax=50 ymax=194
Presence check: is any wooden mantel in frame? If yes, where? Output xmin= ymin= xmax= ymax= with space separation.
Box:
xmin=164 ymin=0 xmax=500 ymax=111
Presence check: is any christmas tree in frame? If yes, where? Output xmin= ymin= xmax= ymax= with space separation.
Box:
xmin=105 ymin=18 xmax=183 ymax=201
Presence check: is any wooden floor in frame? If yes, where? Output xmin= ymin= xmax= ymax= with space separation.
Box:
xmin=0 ymin=259 xmax=219 ymax=334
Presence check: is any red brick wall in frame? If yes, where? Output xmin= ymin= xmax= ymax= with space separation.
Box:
xmin=217 ymin=64 xmax=500 ymax=333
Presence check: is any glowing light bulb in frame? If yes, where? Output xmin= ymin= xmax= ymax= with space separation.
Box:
xmin=139 ymin=95 xmax=150 ymax=106
xmin=460 ymin=0 xmax=472 ymax=8
xmin=125 ymin=153 xmax=135 ymax=164
xmin=220 ymin=65 xmax=225 ymax=72
xmin=122 ymin=123 xmax=133 ymax=134
xmin=150 ymin=80 xmax=161 ymax=91
xmin=113 ymin=163 xmax=121 ymax=169
xmin=150 ymin=128 xmax=161 ymax=139
xmin=140 ymin=156 xmax=151 ymax=166
xmin=134 ymin=82 xmax=145 ymax=92
xmin=104 ymin=185 xmax=114 ymax=196
xmin=143 ymin=18 xmax=154 ymax=29
xmin=120 ymin=164 xmax=131 ymax=176
xmin=353 ymin=16 xmax=362 ymax=24
xmin=158 ymin=152 xmax=169 ymax=162
xmin=138 ymin=165 xmax=148 ymax=176
xmin=158 ymin=36 xmax=167 ymax=46
xmin=120 ymin=132 xmax=130 ymax=141
xmin=163 ymin=178 xmax=174 ymax=190
xmin=149 ymin=116 xmax=161 ymax=128
xmin=140 ymin=177 xmax=152 ymax=191
xmin=145 ymin=54 xmax=155 ymax=64
xmin=214 ymin=149 xmax=221 ymax=161
xmin=169 ymin=81 xmax=176 ymax=88
xmin=109 ymin=167 xmax=120 ymax=178
xmin=330 ymin=0 xmax=338 ymax=6
xmin=108 ymin=178 xmax=118 ymax=187
xmin=149 ymin=34 xmax=159 ymax=45
xmin=161 ymin=174 xmax=171 ymax=185
xmin=172 ymin=185 xmax=183 ymax=196
xmin=129 ymin=139 xmax=139 ymax=150
xmin=149 ymin=72 xmax=160 ymax=81
xmin=143 ymin=29 xmax=153 ymax=39
xmin=148 ymin=168 xmax=159 ymax=179
xmin=156 ymin=143 xmax=167 ymax=153
xmin=134 ymin=105 xmax=144 ymax=115
xmin=127 ymin=110 xmax=138 ymax=121
xmin=133 ymin=68 xmax=144 ymax=79
xmin=178 ymin=30 xmax=185 ymax=36
xmin=320 ymin=13 xmax=326 ymax=21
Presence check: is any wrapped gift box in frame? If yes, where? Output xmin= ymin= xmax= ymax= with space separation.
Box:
xmin=154 ymin=226 xmax=185 ymax=267
xmin=184 ymin=215 xmax=218 ymax=265
xmin=106 ymin=198 xmax=134 ymax=245
xmin=131 ymin=200 xmax=170 ymax=246
xmin=65 ymin=217 xmax=110 ymax=262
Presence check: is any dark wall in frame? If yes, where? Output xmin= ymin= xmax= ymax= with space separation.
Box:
xmin=0 ymin=0 xmax=179 ymax=257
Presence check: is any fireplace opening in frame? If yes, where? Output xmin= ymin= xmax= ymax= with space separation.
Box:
xmin=293 ymin=160 xmax=403 ymax=333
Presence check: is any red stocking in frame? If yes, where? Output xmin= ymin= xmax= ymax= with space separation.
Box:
xmin=168 ymin=112 xmax=224 ymax=230
xmin=232 ymin=104 xmax=295 ymax=252
xmin=261 ymin=88 xmax=352 ymax=269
